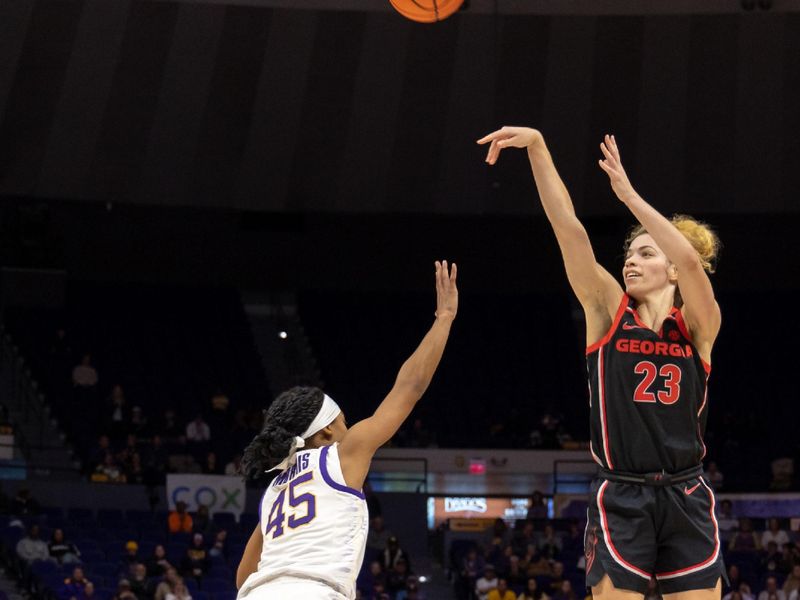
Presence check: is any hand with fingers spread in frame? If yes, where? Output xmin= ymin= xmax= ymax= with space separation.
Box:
xmin=434 ymin=260 xmax=458 ymax=321
xmin=598 ymin=134 xmax=639 ymax=205
xmin=477 ymin=126 xmax=543 ymax=165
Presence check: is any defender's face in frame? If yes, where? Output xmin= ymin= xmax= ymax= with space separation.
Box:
xmin=623 ymin=234 xmax=674 ymax=297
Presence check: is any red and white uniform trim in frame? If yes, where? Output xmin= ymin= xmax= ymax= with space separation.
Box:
xmin=655 ymin=478 xmax=720 ymax=580
xmin=596 ymin=480 xmax=651 ymax=580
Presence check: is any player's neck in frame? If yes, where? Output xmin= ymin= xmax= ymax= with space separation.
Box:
xmin=632 ymin=288 xmax=675 ymax=330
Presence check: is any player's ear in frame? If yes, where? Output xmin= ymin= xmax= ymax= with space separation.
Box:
xmin=667 ymin=263 xmax=679 ymax=283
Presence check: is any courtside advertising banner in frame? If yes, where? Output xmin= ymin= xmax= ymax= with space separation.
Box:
xmin=167 ymin=474 xmax=246 ymax=519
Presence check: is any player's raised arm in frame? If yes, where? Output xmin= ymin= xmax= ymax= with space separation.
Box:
xmin=337 ymin=260 xmax=457 ymax=489
xmin=478 ymin=127 xmax=622 ymax=325
xmin=597 ymin=134 xmax=720 ymax=345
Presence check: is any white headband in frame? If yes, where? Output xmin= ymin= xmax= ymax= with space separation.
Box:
xmin=271 ymin=394 xmax=341 ymax=472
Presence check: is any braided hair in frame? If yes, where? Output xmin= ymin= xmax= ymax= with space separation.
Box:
xmin=240 ymin=386 xmax=325 ymax=479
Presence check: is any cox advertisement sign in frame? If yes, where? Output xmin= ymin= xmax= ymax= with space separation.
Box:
xmin=167 ymin=474 xmax=246 ymax=519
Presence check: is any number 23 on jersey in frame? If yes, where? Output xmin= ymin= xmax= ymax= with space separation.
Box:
xmin=633 ymin=361 xmax=682 ymax=405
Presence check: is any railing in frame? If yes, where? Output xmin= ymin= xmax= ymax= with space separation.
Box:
xmin=0 ymin=326 xmax=51 ymax=451
xmin=369 ymin=456 xmax=429 ymax=493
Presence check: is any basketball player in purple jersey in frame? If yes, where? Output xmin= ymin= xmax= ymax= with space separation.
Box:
xmin=478 ymin=128 xmax=723 ymax=600
xmin=235 ymin=261 xmax=457 ymax=599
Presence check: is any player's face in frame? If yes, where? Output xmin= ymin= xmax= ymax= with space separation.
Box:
xmin=328 ymin=412 xmax=349 ymax=442
xmin=622 ymin=234 xmax=674 ymax=297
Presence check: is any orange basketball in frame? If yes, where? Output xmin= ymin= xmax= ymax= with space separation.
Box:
xmin=389 ymin=0 xmax=465 ymax=23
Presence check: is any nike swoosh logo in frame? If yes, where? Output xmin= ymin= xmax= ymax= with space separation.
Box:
xmin=684 ymin=483 xmax=701 ymax=495
xmin=622 ymin=323 xmax=645 ymax=330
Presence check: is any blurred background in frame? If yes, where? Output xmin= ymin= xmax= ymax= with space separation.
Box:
xmin=1 ymin=1 xmax=799 ymax=599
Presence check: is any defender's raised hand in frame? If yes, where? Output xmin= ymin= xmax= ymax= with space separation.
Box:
xmin=434 ymin=260 xmax=458 ymax=321
xmin=477 ymin=126 xmax=543 ymax=165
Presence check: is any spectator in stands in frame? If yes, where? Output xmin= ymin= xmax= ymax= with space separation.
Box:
xmin=72 ymin=354 xmax=98 ymax=388
xmin=76 ymin=580 xmax=97 ymax=600
xmin=717 ymin=500 xmax=739 ymax=537
xmin=201 ymin=452 xmax=220 ymax=474
xmin=382 ymin=536 xmax=410 ymax=572
xmin=386 ymin=559 xmax=410 ymax=596
xmin=488 ymin=577 xmax=516 ymax=600
xmin=181 ymin=533 xmax=210 ymax=580
xmin=130 ymin=405 xmax=149 ymax=437
xmin=192 ymin=504 xmax=212 ymax=536
xmin=208 ymin=389 xmax=231 ymax=439
xmin=224 ymin=453 xmax=242 ymax=476
xmin=128 ymin=563 xmax=150 ymax=599
xmin=90 ymin=434 xmax=114 ymax=471
xmin=517 ymin=577 xmax=550 ymax=600
xmin=168 ymin=501 xmax=193 ymax=533
xmin=112 ymin=578 xmax=137 ymax=600
xmin=158 ymin=409 xmax=183 ymax=442
xmin=512 ymin=521 xmax=537 ymax=557
xmin=762 ymin=541 xmax=789 ymax=575
xmin=125 ymin=452 xmax=145 ymax=484
xmin=120 ymin=541 xmax=141 ymax=571
xmin=396 ymin=576 xmax=423 ymax=600
xmin=484 ymin=518 xmax=512 ymax=550
xmin=153 ymin=567 xmax=181 ymax=600
xmin=461 ymin=548 xmax=485 ymax=594
xmin=522 ymin=545 xmax=552 ymax=578
xmin=95 ymin=453 xmax=125 ymax=483
xmin=763 ymin=518 xmax=791 ymax=551
xmin=144 ymin=435 xmax=169 ymax=485
xmin=15 ymin=524 xmax=49 ymax=563
xmin=507 ymin=555 xmax=526 ymax=589
xmin=526 ymin=492 xmax=548 ymax=520
xmin=367 ymin=516 xmax=393 ymax=556
xmin=185 ymin=414 xmax=211 ymax=462
xmin=361 ymin=560 xmax=386 ymax=593
xmin=208 ymin=529 xmax=227 ymax=559
xmin=706 ymin=461 xmax=724 ymax=490
xmin=165 ymin=581 xmax=192 ymax=600
xmin=11 ymin=488 xmax=40 ymax=515
xmin=729 ymin=518 xmax=762 ymax=552
xmin=539 ymin=523 xmax=562 ymax=560
xmin=49 ymin=528 xmax=81 ymax=564
xmin=475 ymin=564 xmax=499 ymax=600
xmin=552 ymin=580 xmax=577 ymax=600
xmin=547 ymin=562 xmax=566 ymax=596
xmin=60 ymin=567 xmax=91 ymax=600
xmin=107 ymin=385 xmax=131 ymax=441
xmin=784 ymin=565 xmax=800 ymax=597
xmin=725 ymin=583 xmax=755 ymax=600
xmin=561 ymin=520 xmax=583 ymax=561
xmin=146 ymin=544 xmax=173 ymax=578
xmin=758 ymin=576 xmax=787 ymax=600
xmin=727 ymin=565 xmax=744 ymax=593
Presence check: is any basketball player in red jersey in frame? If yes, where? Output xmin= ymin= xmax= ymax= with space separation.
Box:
xmin=478 ymin=127 xmax=724 ymax=600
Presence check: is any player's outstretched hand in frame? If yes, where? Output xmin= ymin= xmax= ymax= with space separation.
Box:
xmin=598 ymin=134 xmax=638 ymax=204
xmin=477 ymin=126 xmax=543 ymax=165
xmin=434 ymin=260 xmax=458 ymax=321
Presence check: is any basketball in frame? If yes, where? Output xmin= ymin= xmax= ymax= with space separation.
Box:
xmin=389 ymin=0 xmax=464 ymax=23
